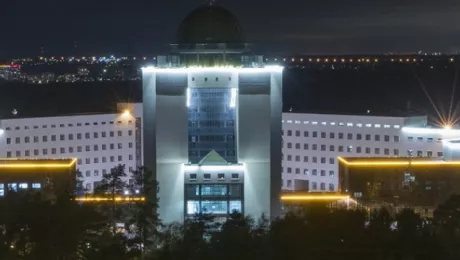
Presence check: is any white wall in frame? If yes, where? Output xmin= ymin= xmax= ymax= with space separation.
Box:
xmin=281 ymin=113 xmax=460 ymax=192
xmin=0 ymin=104 xmax=143 ymax=192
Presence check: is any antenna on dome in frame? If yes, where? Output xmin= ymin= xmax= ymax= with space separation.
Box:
xmin=205 ymin=0 xmax=217 ymax=6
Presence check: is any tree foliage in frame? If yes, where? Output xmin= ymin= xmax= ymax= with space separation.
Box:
xmin=3 ymin=166 xmax=460 ymax=259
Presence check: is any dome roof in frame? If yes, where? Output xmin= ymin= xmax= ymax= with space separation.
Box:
xmin=175 ymin=4 xmax=245 ymax=44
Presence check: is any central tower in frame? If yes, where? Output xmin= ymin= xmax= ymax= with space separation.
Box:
xmin=142 ymin=3 xmax=283 ymax=223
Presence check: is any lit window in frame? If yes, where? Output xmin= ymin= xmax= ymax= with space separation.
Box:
xmin=339 ymin=122 xmax=344 ymax=126
xmin=187 ymin=200 xmax=200 ymax=215
xmin=330 ymin=122 xmax=336 ymax=126
xmin=346 ymin=123 xmax=353 ymax=127
xmin=312 ymin=121 xmax=318 ymax=125
xmin=356 ymin=123 xmax=362 ymax=127
xmin=19 ymin=183 xmax=28 ymax=189
xmin=394 ymin=125 xmax=401 ymax=128
xmin=321 ymin=122 xmax=327 ymax=125
xmin=375 ymin=124 xmax=381 ymax=128
xmin=295 ymin=120 xmax=301 ymax=124
xmin=287 ymin=120 xmax=293 ymax=123
xmin=365 ymin=124 xmax=372 ymax=127
xmin=384 ymin=124 xmax=390 ymax=128
xmin=229 ymin=201 xmax=242 ymax=213
xmin=8 ymin=183 xmax=17 ymax=191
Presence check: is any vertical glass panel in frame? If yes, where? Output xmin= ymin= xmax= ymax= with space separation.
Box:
xmin=19 ymin=183 xmax=28 ymax=189
xmin=187 ymin=200 xmax=200 ymax=215
xmin=229 ymin=200 xmax=242 ymax=213
xmin=229 ymin=184 xmax=243 ymax=198
xmin=188 ymin=88 xmax=237 ymax=163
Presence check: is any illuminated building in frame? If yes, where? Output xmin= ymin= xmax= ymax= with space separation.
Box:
xmin=143 ymin=3 xmax=282 ymax=223
xmin=338 ymin=156 xmax=460 ymax=215
xmin=0 ymin=103 xmax=142 ymax=192
xmin=0 ymin=158 xmax=76 ymax=197
xmin=282 ymin=113 xmax=460 ymax=192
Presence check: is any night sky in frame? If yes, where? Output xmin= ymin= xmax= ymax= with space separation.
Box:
xmin=2 ymin=0 xmax=460 ymax=58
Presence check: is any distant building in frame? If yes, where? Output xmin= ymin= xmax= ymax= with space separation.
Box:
xmin=282 ymin=113 xmax=460 ymax=192
xmin=0 ymin=103 xmax=143 ymax=192
xmin=143 ymin=3 xmax=282 ymax=223
xmin=338 ymin=156 xmax=460 ymax=216
xmin=0 ymin=158 xmax=76 ymax=198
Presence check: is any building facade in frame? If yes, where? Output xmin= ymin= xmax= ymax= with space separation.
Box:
xmin=338 ymin=156 xmax=460 ymax=216
xmin=0 ymin=158 xmax=76 ymax=199
xmin=143 ymin=3 xmax=282 ymax=223
xmin=0 ymin=103 xmax=143 ymax=192
xmin=281 ymin=112 xmax=460 ymax=192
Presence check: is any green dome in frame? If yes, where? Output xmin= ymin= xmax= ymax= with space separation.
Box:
xmin=176 ymin=4 xmax=245 ymax=44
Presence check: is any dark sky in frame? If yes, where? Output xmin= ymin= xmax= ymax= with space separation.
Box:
xmin=2 ymin=0 xmax=460 ymax=58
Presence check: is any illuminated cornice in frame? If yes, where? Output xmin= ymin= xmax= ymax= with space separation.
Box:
xmin=401 ymin=127 xmax=460 ymax=135
xmin=141 ymin=66 xmax=283 ymax=73
xmin=281 ymin=194 xmax=350 ymax=201
xmin=338 ymin=156 xmax=460 ymax=166
xmin=0 ymin=158 xmax=77 ymax=168
xmin=75 ymin=197 xmax=145 ymax=202
xmin=183 ymin=164 xmax=245 ymax=171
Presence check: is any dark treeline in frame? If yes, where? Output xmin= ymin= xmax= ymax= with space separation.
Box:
xmin=1 ymin=164 xmax=460 ymax=259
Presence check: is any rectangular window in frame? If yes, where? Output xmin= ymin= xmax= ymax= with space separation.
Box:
xmin=77 ymin=133 xmax=82 ymax=140
xmin=51 ymin=135 xmax=56 ymax=141
xmin=384 ymin=135 xmax=390 ymax=142
xmin=60 ymin=134 xmax=65 ymax=141
xmin=375 ymin=135 xmax=380 ymax=141
xmin=304 ymin=131 xmax=308 ymax=137
xmin=338 ymin=133 xmax=344 ymax=139
xmin=356 ymin=134 xmax=362 ymax=140
xmin=330 ymin=132 xmax=335 ymax=139
xmin=94 ymin=132 xmax=98 ymax=138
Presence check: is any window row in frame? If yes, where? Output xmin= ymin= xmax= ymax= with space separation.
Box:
xmin=189 ymin=173 xmax=240 ymax=181
xmin=186 ymin=200 xmax=242 ymax=215
xmin=6 ymin=143 xmax=133 ymax=157
xmin=284 ymin=179 xmax=335 ymax=191
xmin=77 ymin=155 xmax=133 ymax=165
xmin=283 ymin=120 xmax=400 ymax=129
xmin=0 ymin=183 xmax=42 ymax=196
xmin=83 ymin=167 xmax=135 ymax=178
xmin=407 ymin=136 xmax=442 ymax=142
xmin=284 ymin=155 xmax=336 ymax=164
xmin=283 ymin=131 xmax=401 ymax=142
xmin=5 ymin=130 xmax=133 ymax=144
xmin=283 ymin=149 xmax=443 ymax=157
xmin=4 ymin=120 xmax=133 ymax=131
xmin=283 ymin=167 xmax=335 ymax=177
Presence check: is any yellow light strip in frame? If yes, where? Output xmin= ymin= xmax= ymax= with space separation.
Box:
xmin=0 ymin=158 xmax=77 ymax=168
xmin=75 ymin=197 xmax=145 ymax=202
xmin=337 ymin=157 xmax=460 ymax=166
xmin=281 ymin=195 xmax=350 ymax=201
